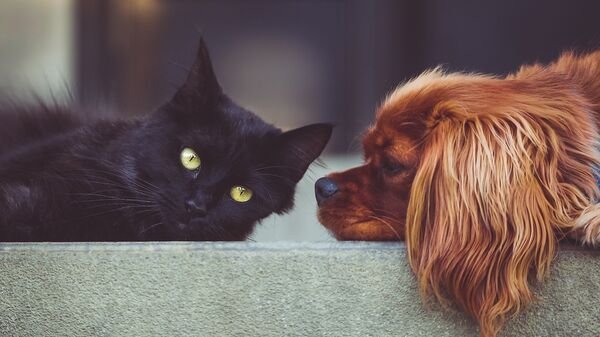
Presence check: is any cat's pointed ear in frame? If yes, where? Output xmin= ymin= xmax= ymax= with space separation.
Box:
xmin=170 ymin=37 xmax=222 ymax=107
xmin=276 ymin=123 xmax=333 ymax=183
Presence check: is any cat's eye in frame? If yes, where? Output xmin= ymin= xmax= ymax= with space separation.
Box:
xmin=180 ymin=147 xmax=201 ymax=171
xmin=230 ymin=186 xmax=253 ymax=203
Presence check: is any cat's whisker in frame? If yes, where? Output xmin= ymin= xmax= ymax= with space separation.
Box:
xmin=77 ymin=206 xmax=161 ymax=224
xmin=68 ymin=190 xmax=159 ymax=204
xmin=214 ymin=225 xmax=238 ymax=241
xmin=253 ymin=173 xmax=297 ymax=185
xmin=60 ymin=169 xmax=178 ymax=209
xmin=72 ymin=204 xmax=160 ymax=216
xmin=138 ymin=221 xmax=163 ymax=235
xmin=261 ymin=188 xmax=275 ymax=207
xmin=254 ymin=164 xmax=299 ymax=171
xmin=62 ymin=162 xmax=161 ymax=195
xmin=70 ymin=193 xmax=156 ymax=205
xmin=55 ymin=174 xmax=127 ymax=189
xmin=57 ymin=174 xmax=150 ymax=198
xmin=72 ymin=202 xmax=158 ymax=211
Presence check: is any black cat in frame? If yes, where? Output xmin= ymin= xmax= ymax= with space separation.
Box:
xmin=0 ymin=38 xmax=332 ymax=241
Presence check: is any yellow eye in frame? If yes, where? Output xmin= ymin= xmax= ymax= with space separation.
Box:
xmin=180 ymin=147 xmax=201 ymax=170
xmin=230 ymin=186 xmax=253 ymax=203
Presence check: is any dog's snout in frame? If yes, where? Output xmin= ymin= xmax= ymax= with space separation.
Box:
xmin=315 ymin=177 xmax=339 ymax=205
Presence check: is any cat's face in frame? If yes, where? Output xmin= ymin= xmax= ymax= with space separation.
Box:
xmin=130 ymin=39 xmax=331 ymax=240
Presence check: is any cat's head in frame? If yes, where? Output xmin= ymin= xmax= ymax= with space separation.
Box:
xmin=132 ymin=38 xmax=332 ymax=240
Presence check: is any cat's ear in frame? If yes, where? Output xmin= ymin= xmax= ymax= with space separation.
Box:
xmin=170 ymin=37 xmax=222 ymax=108
xmin=276 ymin=123 xmax=333 ymax=183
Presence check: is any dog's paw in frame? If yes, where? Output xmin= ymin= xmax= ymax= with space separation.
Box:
xmin=571 ymin=204 xmax=600 ymax=247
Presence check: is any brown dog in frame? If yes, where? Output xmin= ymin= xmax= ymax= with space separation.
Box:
xmin=316 ymin=51 xmax=600 ymax=337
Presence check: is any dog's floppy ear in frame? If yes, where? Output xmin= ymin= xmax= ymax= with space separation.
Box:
xmin=404 ymin=92 xmax=599 ymax=336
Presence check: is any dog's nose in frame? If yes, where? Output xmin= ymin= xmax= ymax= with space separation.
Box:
xmin=315 ymin=177 xmax=339 ymax=205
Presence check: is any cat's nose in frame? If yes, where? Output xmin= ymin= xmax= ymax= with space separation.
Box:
xmin=315 ymin=177 xmax=339 ymax=206
xmin=184 ymin=198 xmax=208 ymax=217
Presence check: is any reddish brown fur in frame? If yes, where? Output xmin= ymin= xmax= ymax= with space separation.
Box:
xmin=318 ymin=51 xmax=600 ymax=336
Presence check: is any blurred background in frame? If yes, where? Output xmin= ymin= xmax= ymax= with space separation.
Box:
xmin=1 ymin=0 xmax=599 ymax=241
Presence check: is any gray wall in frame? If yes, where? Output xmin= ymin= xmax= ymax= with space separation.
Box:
xmin=1 ymin=242 xmax=599 ymax=336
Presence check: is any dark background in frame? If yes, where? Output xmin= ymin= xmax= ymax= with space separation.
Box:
xmin=74 ymin=0 xmax=600 ymax=153
xmin=1 ymin=0 xmax=599 ymax=240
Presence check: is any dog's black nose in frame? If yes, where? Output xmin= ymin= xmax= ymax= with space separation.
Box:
xmin=315 ymin=177 xmax=339 ymax=205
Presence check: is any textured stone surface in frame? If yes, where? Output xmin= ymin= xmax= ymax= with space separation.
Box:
xmin=0 ymin=242 xmax=598 ymax=337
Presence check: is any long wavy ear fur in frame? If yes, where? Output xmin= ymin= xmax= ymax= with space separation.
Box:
xmin=405 ymin=75 xmax=600 ymax=336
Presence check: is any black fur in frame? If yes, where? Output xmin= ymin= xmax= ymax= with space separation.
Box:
xmin=0 ymin=38 xmax=332 ymax=241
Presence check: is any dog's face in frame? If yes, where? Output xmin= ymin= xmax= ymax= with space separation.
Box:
xmin=315 ymin=106 xmax=423 ymax=241
xmin=316 ymin=65 xmax=600 ymax=337
xmin=316 ymin=70 xmax=478 ymax=241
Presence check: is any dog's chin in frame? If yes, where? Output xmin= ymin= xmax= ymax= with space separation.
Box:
xmin=317 ymin=206 xmax=357 ymax=237
xmin=318 ymin=208 xmax=404 ymax=241
xmin=318 ymin=215 xmax=365 ymax=240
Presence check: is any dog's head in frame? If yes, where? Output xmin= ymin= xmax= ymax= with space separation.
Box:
xmin=317 ymin=66 xmax=599 ymax=336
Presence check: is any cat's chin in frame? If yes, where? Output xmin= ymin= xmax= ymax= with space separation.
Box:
xmin=173 ymin=221 xmax=203 ymax=231
xmin=175 ymin=218 xmax=212 ymax=233
xmin=188 ymin=218 xmax=209 ymax=227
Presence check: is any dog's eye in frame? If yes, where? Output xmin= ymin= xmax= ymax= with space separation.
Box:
xmin=382 ymin=159 xmax=406 ymax=175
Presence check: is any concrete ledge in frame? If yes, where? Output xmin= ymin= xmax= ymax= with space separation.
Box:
xmin=0 ymin=242 xmax=599 ymax=337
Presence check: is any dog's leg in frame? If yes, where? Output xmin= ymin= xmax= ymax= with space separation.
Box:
xmin=571 ymin=203 xmax=600 ymax=246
